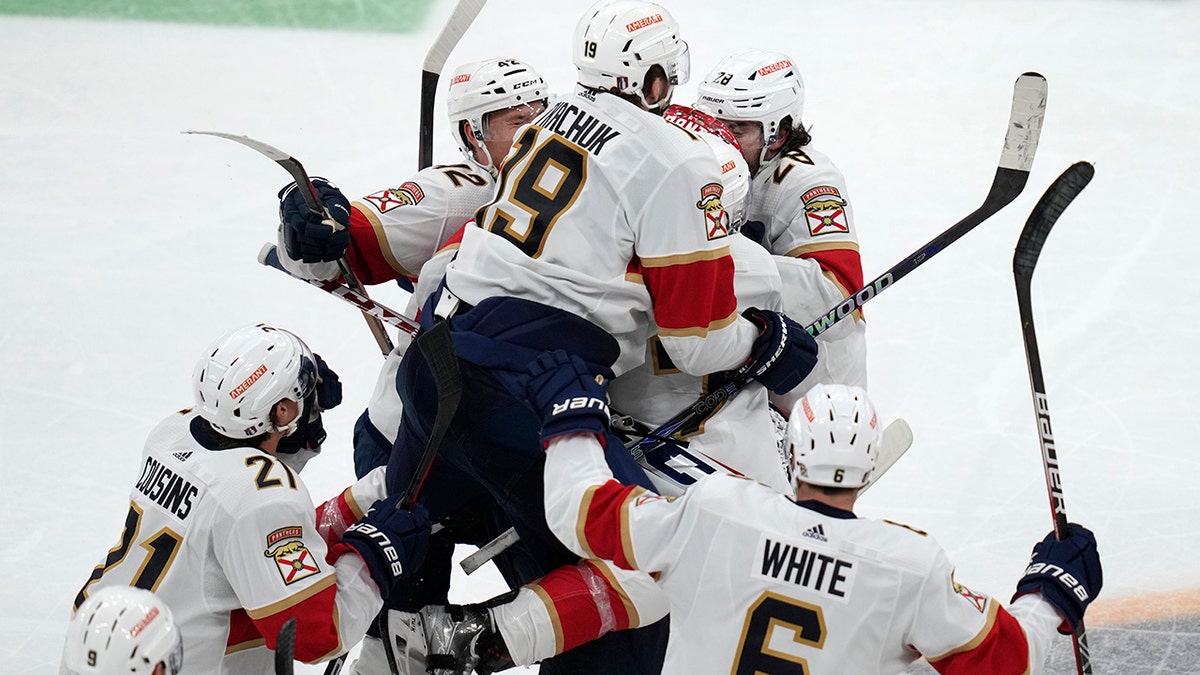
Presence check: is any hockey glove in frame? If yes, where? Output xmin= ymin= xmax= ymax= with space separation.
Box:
xmin=1012 ymin=523 xmax=1102 ymax=634
xmin=313 ymin=353 xmax=343 ymax=411
xmin=521 ymin=350 xmax=611 ymax=447
xmin=741 ymin=307 xmax=819 ymax=395
xmin=278 ymin=177 xmax=352 ymax=263
xmin=340 ymin=500 xmax=432 ymax=600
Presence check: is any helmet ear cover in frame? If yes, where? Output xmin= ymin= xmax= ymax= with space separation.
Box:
xmin=786 ymin=384 xmax=880 ymax=490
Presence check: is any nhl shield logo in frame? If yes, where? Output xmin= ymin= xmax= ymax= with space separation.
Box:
xmin=696 ymin=183 xmax=730 ymax=240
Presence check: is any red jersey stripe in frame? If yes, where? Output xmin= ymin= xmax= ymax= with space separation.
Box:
xmin=641 ymin=251 xmax=737 ymax=333
xmin=928 ymin=602 xmax=1030 ymax=675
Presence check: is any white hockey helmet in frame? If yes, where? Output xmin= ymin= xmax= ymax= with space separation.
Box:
xmin=193 ymin=324 xmax=318 ymax=439
xmin=573 ymin=0 xmax=690 ymax=112
xmin=664 ymin=104 xmax=752 ymax=231
xmin=694 ymin=50 xmax=805 ymax=165
xmin=63 ymin=586 xmax=183 ymax=675
xmin=787 ymin=384 xmax=880 ymax=489
xmin=447 ymin=57 xmax=549 ymax=174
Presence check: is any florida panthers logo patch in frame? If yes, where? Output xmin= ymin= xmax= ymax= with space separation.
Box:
xmin=696 ymin=183 xmax=729 ymax=240
xmin=264 ymin=528 xmax=320 ymax=585
xmin=364 ymin=181 xmax=425 ymax=213
xmin=802 ymin=185 xmax=849 ymax=237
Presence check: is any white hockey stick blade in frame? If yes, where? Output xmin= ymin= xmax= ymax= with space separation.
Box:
xmin=860 ymin=419 xmax=913 ymax=494
xmin=182 ymin=129 xmax=291 ymax=162
xmin=998 ymin=73 xmax=1047 ymax=173
xmin=460 ymin=526 xmax=521 ymax=576
xmin=422 ymin=0 xmax=488 ymax=73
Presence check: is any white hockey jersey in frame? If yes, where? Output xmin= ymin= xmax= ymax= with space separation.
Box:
xmin=65 ymin=411 xmax=384 ymax=674
xmin=544 ymin=434 xmax=1064 ymax=675
xmin=276 ymin=163 xmax=493 ymax=285
xmin=445 ymin=86 xmax=759 ymax=377
xmin=750 ymin=146 xmax=868 ymax=405
xmin=609 ymin=233 xmax=788 ymax=494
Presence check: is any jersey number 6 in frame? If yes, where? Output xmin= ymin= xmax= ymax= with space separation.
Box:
xmin=733 ymin=591 xmax=826 ymax=675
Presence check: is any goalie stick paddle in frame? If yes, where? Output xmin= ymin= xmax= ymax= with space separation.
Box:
xmin=275 ymin=617 xmax=297 ymax=675
xmin=419 ymin=0 xmax=488 ymax=169
xmin=1013 ymin=161 xmax=1096 ymax=675
xmin=629 ymin=72 xmax=1048 ymax=462
xmin=183 ymin=130 xmax=396 ymax=356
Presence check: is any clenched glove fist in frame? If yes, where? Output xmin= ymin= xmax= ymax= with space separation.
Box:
xmin=1013 ymin=523 xmax=1102 ymax=634
xmin=278 ymin=177 xmax=351 ymax=263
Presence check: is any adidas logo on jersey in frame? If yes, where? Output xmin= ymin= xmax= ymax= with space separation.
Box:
xmin=172 ymin=451 xmax=192 ymax=462
xmin=802 ymin=524 xmax=828 ymax=542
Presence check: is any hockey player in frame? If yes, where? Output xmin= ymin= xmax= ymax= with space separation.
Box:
xmin=379 ymin=0 xmax=819 ymax=672
xmin=62 ymin=325 xmax=432 ymax=674
xmin=695 ymin=50 xmax=868 ymax=405
xmin=62 ymin=586 xmax=182 ymax=675
xmin=610 ymin=103 xmax=791 ymax=495
xmin=274 ymin=58 xmax=562 ymax=674
xmin=528 ymin=354 xmax=1103 ymax=674
xmin=273 ymin=55 xmax=549 ymax=478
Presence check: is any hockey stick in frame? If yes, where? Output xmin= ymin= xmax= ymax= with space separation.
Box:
xmin=275 ymin=617 xmax=297 ymax=675
xmin=374 ymin=319 xmax=464 ymax=674
xmin=419 ymin=0 xmax=489 ymax=169
xmin=1013 ymin=161 xmax=1096 ymax=675
xmin=183 ymin=130 xmax=396 ymax=356
xmin=629 ymin=72 xmax=1047 ymax=461
xmin=259 ymin=243 xmax=421 ymax=337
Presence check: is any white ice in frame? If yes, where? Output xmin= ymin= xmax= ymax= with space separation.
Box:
xmin=1 ymin=1 xmax=1197 ymax=673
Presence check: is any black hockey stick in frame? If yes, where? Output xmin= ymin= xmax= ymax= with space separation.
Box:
xmin=1013 ymin=161 xmax=1096 ymax=675
xmin=183 ymin=130 xmax=396 ymax=356
xmin=275 ymin=617 xmax=297 ymax=675
xmin=629 ymin=72 xmax=1048 ymax=461
xmin=375 ymin=319 xmax=464 ymax=675
xmin=419 ymin=0 xmax=489 ymax=169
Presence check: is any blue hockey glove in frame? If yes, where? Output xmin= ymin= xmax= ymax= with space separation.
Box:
xmin=521 ymin=350 xmax=611 ymax=447
xmin=313 ymin=353 xmax=342 ymax=411
xmin=1012 ymin=523 xmax=1102 ymax=634
xmin=741 ymin=307 xmax=819 ymax=395
xmin=341 ymin=500 xmax=432 ymax=600
xmin=278 ymin=177 xmax=351 ymax=263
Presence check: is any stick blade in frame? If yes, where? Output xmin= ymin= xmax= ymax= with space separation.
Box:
xmin=1014 ymin=161 xmax=1096 ymax=280
xmin=999 ymin=73 xmax=1048 ymax=173
xmin=421 ymin=0 xmax=489 ymax=72
xmin=862 ymin=419 xmax=913 ymax=493
xmin=274 ymin=617 xmax=296 ymax=675
xmin=182 ymin=130 xmax=293 ymax=163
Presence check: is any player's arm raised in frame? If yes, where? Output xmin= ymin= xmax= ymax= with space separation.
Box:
xmin=528 ymin=351 xmax=691 ymax=571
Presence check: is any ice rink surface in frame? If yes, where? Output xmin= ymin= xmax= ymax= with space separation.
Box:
xmin=2 ymin=1 xmax=1197 ymax=672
